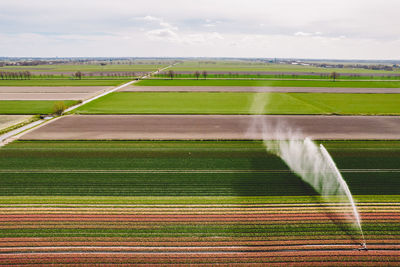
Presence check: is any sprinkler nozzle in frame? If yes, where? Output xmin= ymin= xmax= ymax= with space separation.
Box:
xmin=358 ymin=243 xmax=368 ymax=251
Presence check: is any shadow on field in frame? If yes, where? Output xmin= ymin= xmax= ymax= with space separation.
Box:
xmin=231 ymin=153 xmax=317 ymax=196
xmin=231 ymin=152 xmax=362 ymax=244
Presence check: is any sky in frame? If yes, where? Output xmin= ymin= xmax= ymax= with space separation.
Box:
xmin=1 ymin=0 xmax=399 ymax=59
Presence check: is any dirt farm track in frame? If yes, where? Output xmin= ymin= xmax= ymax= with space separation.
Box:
xmin=19 ymin=115 xmax=400 ymax=140
xmin=121 ymin=86 xmax=400 ymax=93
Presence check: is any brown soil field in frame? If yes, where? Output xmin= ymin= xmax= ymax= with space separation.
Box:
xmin=0 ymin=251 xmax=399 ymax=265
xmin=19 ymin=115 xmax=400 ymax=140
xmin=0 ymin=86 xmax=111 ymax=100
xmin=120 ymin=86 xmax=400 ymax=93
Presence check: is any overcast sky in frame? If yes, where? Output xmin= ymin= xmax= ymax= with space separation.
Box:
xmin=1 ymin=0 xmax=399 ymax=59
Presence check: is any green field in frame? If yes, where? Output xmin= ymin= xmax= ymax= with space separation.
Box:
xmin=155 ymin=73 xmax=400 ymax=81
xmin=0 ymin=79 xmax=130 ymax=86
xmin=137 ymin=79 xmax=400 ymax=88
xmin=1 ymin=140 xmax=398 ymax=264
xmin=74 ymin=91 xmax=400 ymax=115
xmin=0 ymin=100 xmax=78 ymax=114
xmin=1 ymin=140 xmax=399 ymax=196
xmin=171 ymin=61 xmax=400 ymax=74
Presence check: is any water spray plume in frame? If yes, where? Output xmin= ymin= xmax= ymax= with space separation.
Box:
xmin=247 ymin=92 xmax=366 ymax=248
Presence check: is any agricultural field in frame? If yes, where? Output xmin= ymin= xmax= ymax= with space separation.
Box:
xmin=154 ymin=72 xmax=400 ymax=80
xmin=74 ymin=92 xmax=400 ymax=115
xmin=0 ymin=83 xmax=129 ymax=116
xmin=121 ymin=85 xmax=400 ymax=93
xmin=0 ymin=86 xmax=113 ymax=100
xmin=0 ymin=140 xmax=398 ymax=265
xmin=171 ymin=60 xmax=400 ymax=74
xmin=0 ymin=62 xmax=168 ymax=74
xmin=19 ymin=115 xmax=400 ymax=140
xmin=0 ymin=115 xmax=35 ymax=135
xmin=0 ymin=100 xmax=78 ymax=115
xmin=1 ymin=60 xmax=399 ymax=265
xmin=137 ymin=78 xmax=400 ymax=88
xmin=0 ymin=79 xmax=130 ymax=87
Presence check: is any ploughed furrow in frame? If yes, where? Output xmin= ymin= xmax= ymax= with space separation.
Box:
xmin=0 ymin=251 xmax=399 ymax=265
xmin=0 ymin=203 xmax=398 ymax=265
xmin=0 ymin=212 xmax=398 ymax=222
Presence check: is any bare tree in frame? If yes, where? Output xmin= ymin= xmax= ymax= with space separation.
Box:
xmin=75 ymin=71 xmax=83 ymax=80
xmin=330 ymin=71 xmax=339 ymax=82
xmin=202 ymin=71 xmax=208 ymax=80
xmin=53 ymin=101 xmax=67 ymax=116
xmin=167 ymin=70 xmax=175 ymax=80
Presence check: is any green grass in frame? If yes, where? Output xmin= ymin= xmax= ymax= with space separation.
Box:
xmin=155 ymin=73 xmax=400 ymax=81
xmin=0 ymin=222 xmax=395 ymax=238
xmin=74 ymin=92 xmax=400 ymax=115
xmin=0 ymin=195 xmax=398 ymax=204
xmin=1 ymin=140 xmax=399 ymax=196
xmin=292 ymin=93 xmax=400 ymax=115
xmin=0 ymin=79 xmax=130 ymax=86
xmin=171 ymin=61 xmax=400 ymax=74
xmin=137 ymin=79 xmax=400 ymax=88
xmin=0 ymin=100 xmax=78 ymax=114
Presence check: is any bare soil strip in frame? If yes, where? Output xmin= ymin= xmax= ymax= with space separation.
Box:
xmin=19 ymin=115 xmax=400 ymax=140
xmin=120 ymin=86 xmax=400 ymax=94
xmin=0 ymin=86 xmax=111 ymax=101
xmin=0 ymin=115 xmax=32 ymax=131
xmin=0 ymin=93 xmax=90 ymax=100
xmin=0 ymin=86 xmax=108 ymax=93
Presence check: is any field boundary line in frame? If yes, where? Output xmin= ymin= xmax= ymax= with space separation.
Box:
xmin=0 ymin=64 xmax=176 ymax=146
xmin=63 ymin=80 xmax=136 ymax=113
xmin=1 ymin=168 xmax=400 ymax=174
xmin=55 ymin=62 xmax=176 ymax=113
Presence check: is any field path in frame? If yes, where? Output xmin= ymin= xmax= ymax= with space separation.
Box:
xmin=0 ymin=64 xmax=176 ymax=145
xmin=121 ymin=86 xmax=400 ymax=94
xmin=63 ymin=63 xmax=175 ymax=113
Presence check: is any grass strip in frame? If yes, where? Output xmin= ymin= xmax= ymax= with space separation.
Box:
xmin=0 ymin=100 xmax=79 ymax=114
xmin=0 ymin=195 xmax=398 ymax=205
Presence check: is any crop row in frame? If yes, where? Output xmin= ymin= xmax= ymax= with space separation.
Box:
xmin=0 ymin=252 xmax=399 ymax=265
xmin=1 ymin=171 xmax=399 ymax=196
xmin=3 ymin=140 xmax=399 ymax=170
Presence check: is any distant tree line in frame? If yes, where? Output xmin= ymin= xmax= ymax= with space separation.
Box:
xmin=0 ymin=71 xmax=32 ymax=80
xmin=156 ymin=71 xmax=209 ymax=79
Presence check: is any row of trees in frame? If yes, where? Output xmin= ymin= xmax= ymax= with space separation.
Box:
xmin=161 ymin=70 xmax=209 ymax=80
xmin=0 ymin=71 xmax=32 ymax=80
xmin=72 ymin=71 xmax=137 ymax=79
xmin=0 ymin=71 xmax=140 ymax=80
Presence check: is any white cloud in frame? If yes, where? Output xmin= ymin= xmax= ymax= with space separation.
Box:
xmin=295 ymin=32 xmax=324 ymax=37
xmin=146 ymin=28 xmax=180 ymax=42
xmin=1 ymin=0 xmax=400 ymax=59
xmin=143 ymin=16 xmax=161 ymax=22
xmin=294 ymin=32 xmax=313 ymax=37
